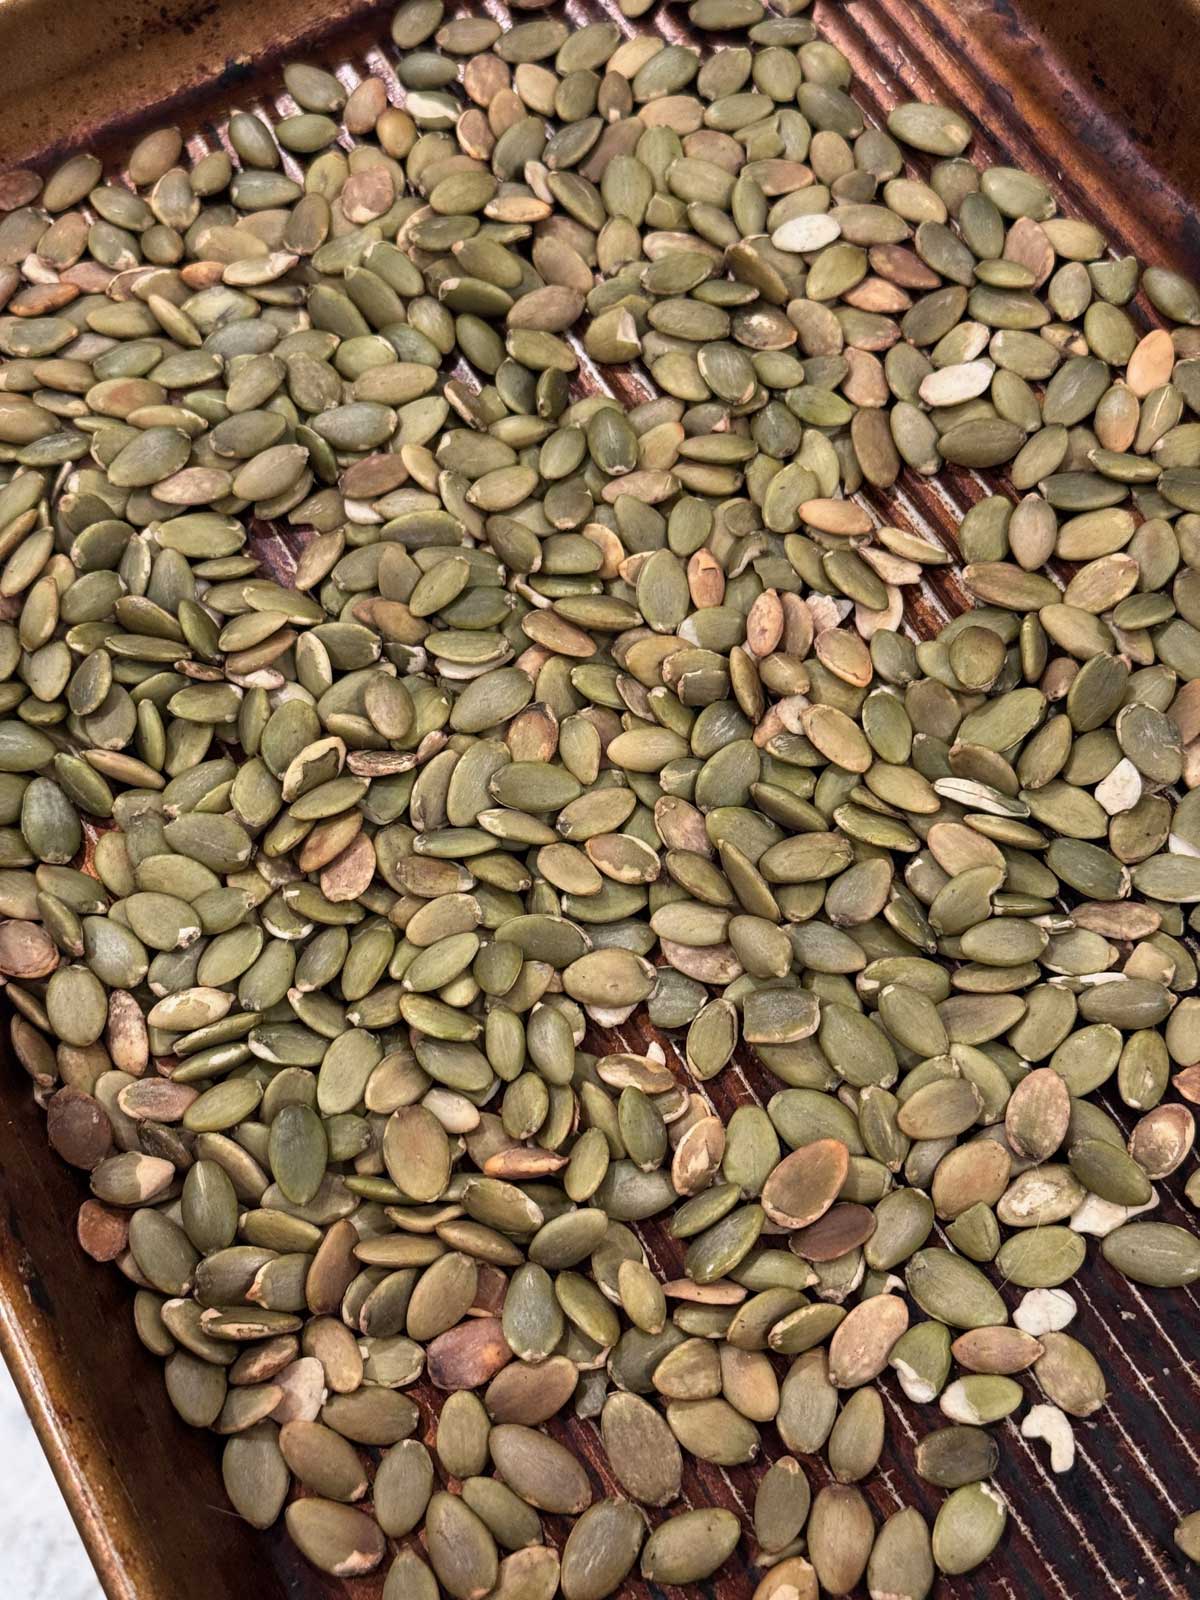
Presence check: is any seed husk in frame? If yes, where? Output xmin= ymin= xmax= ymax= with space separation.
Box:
xmin=761 ymin=1138 xmax=849 ymax=1228
xmin=932 ymin=1483 xmax=1007 ymax=1575
xmin=279 ymin=1420 xmax=368 ymax=1502
xmin=827 ymin=1385 xmax=885 ymax=1482
xmin=1032 ymin=1331 xmax=1108 ymax=1416
xmin=222 ymin=1424 xmax=291 ymax=1530
xmin=600 ymin=1392 xmax=682 ymax=1505
xmin=754 ymin=1455 xmax=811 ymax=1552
xmin=867 ymin=1507 xmax=935 ymax=1600
xmin=917 ymin=1425 xmax=1001 ymax=1489
xmin=425 ymin=1490 xmax=500 ymax=1600
xmin=490 ymin=1424 xmax=592 ymax=1515
xmin=1101 ymin=1222 xmax=1200 ymax=1287
xmin=906 ymin=1249 xmax=1009 ymax=1328
xmin=283 ymin=1499 xmax=386 ymax=1577
xmin=1176 ymin=1512 xmax=1200 ymax=1566
xmin=807 ymin=1484 xmax=874 ymax=1596
xmin=373 ymin=1439 xmax=434 ymax=1537
xmin=827 ymin=1294 xmax=909 ymax=1387
xmin=640 ymin=1507 xmax=740 ymax=1585
xmin=560 ymin=1498 xmax=646 ymax=1600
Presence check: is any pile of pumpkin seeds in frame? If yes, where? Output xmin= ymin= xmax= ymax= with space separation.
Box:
xmin=1 ymin=0 xmax=1200 ymax=1591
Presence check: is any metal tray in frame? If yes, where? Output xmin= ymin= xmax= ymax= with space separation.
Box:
xmin=1 ymin=1 xmax=1199 ymax=1597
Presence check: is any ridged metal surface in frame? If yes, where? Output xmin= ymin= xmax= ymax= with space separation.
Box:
xmin=0 ymin=1 xmax=1198 ymax=1597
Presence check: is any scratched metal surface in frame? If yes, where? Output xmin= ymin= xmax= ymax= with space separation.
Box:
xmin=0 ymin=1 xmax=1198 ymax=1598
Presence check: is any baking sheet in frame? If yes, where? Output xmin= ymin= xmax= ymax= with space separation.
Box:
xmin=0 ymin=1 xmax=1198 ymax=1596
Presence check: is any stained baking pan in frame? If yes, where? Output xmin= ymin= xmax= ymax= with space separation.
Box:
xmin=1 ymin=0 xmax=1199 ymax=1597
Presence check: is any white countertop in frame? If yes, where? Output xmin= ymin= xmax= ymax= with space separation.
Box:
xmin=0 ymin=1357 xmax=103 ymax=1600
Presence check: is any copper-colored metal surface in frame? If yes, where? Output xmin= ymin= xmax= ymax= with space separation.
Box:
xmin=1 ymin=1 xmax=1199 ymax=1598
xmin=0 ymin=0 xmax=393 ymax=168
